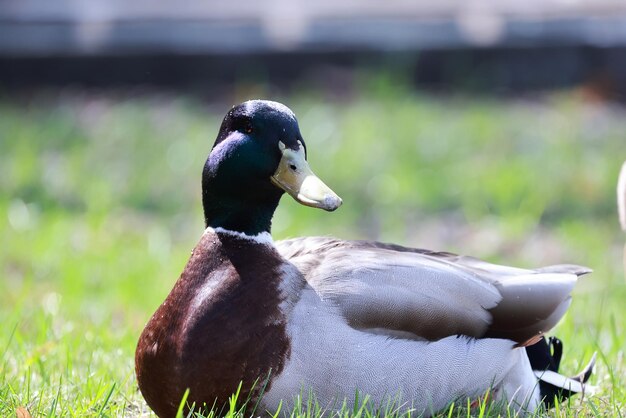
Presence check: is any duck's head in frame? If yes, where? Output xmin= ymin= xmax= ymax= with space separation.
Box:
xmin=202 ymin=100 xmax=342 ymax=235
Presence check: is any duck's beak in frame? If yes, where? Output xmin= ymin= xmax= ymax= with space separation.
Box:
xmin=271 ymin=141 xmax=342 ymax=211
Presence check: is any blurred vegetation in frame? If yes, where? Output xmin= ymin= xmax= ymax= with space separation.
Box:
xmin=1 ymin=75 xmax=625 ymax=416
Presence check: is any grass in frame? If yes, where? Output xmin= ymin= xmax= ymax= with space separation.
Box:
xmin=1 ymin=79 xmax=625 ymax=416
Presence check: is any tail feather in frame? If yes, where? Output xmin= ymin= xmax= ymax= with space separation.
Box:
xmin=525 ymin=337 xmax=596 ymax=408
xmin=571 ymin=352 xmax=597 ymax=384
xmin=533 ymin=370 xmax=583 ymax=394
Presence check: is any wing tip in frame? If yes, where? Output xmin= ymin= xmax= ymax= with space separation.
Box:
xmin=536 ymin=264 xmax=593 ymax=277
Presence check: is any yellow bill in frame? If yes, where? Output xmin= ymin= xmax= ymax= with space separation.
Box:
xmin=271 ymin=141 xmax=342 ymax=211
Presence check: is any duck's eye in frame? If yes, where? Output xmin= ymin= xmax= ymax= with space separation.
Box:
xmin=289 ymin=164 xmax=297 ymax=171
xmin=245 ymin=125 xmax=253 ymax=134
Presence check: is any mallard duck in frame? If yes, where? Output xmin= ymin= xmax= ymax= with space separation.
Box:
xmin=135 ymin=100 xmax=595 ymax=417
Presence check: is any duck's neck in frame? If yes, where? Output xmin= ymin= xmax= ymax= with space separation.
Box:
xmin=202 ymin=190 xmax=282 ymax=236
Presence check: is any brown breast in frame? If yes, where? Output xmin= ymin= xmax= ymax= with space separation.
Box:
xmin=135 ymin=230 xmax=291 ymax=418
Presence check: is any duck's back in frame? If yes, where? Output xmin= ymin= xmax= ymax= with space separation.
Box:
xmin=135 ymin=229 xmax=291 ymax=417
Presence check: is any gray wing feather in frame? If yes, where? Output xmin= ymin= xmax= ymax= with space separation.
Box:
xmin=276 ymin=237 xmax=588 ymax=344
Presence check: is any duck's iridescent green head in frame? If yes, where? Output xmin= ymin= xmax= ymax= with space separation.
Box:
xmin=202 ymin=100 xmax=342 ymax=235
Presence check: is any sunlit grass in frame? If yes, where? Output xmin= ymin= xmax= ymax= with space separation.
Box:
xmin=0 ymin=82 xmax=624 ymax=416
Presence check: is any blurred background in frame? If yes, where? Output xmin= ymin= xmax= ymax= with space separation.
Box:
xmin=3 ymin=0 xmax=626 ymax=93
xmin=1 ymin=0 xmax=625 ymax=416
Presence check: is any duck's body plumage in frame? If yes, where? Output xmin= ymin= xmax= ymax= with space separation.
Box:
xmin=135 ymin=100 xmax=594 ymax=417
xmin=267 ymin=236 xmax=541 ymax=413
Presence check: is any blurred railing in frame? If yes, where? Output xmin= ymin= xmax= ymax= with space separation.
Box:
xmin=2 ymin=0 xmax=626 ymax=56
